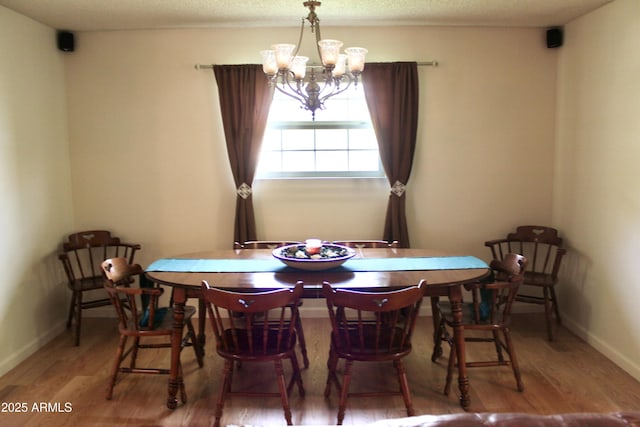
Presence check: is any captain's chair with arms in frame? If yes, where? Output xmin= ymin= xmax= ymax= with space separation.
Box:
xmin=58 ymin=230 xmax=140 ymax=345
xmin=485 ymin=225 xmax=566 ymax=340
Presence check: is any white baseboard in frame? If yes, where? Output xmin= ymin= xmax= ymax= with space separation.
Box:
xmin=561 ymin=314 xmax=640 ymax=383
xmin=0 ymin=319 xmax=67 ymax=377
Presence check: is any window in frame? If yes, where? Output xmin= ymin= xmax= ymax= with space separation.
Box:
xmin=256 ymin=83 xmax=384 ymax=179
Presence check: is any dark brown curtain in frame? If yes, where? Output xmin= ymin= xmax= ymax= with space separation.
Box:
xmin=213 ymin=64 xmax=273 ymax=244
xmin=362 ymin=62 xmax=419 ymax=248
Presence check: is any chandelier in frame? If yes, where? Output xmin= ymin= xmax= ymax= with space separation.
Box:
xmin=260 ymin=1 xmax=368 ymax=120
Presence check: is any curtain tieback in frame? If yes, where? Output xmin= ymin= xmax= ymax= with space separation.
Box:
xmin=236 ymin=182 xmax=253 ymax=199
xmin=390 ymin=180 xmax=406 ymax=197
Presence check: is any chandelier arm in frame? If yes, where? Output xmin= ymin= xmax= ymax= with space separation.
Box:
xmin=315 ymin=73 xmax=341 ymax=97
xmin=317 ymin=78 xmax=355 ymax=104
xmin=283 ymin=74 xmax=311 ymax=100
xmin=314 ymin=71 xmax=355 ymax=99
xmin=274 ymin=75 xmax=310 ymax=105
xmin=274 ymin=84 xmax=308 ymax=105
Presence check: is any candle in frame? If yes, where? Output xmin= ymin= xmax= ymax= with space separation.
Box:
xmin=305 ymin=239 xmax=323 ymax=255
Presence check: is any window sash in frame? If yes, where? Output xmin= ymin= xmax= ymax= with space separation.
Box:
xmin=256 ymin=86 xmax=384 ymax=179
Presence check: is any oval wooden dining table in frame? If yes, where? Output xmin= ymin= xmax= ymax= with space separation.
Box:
xmin=145 ymin=247 xmax=490 ymax=411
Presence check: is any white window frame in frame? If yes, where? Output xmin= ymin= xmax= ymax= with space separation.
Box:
xmin=256 ymin=85 xmax=385 ymax=180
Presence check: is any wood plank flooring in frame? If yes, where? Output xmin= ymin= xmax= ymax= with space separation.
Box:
xmin=1 ymin=313 xmax=639 ymax=426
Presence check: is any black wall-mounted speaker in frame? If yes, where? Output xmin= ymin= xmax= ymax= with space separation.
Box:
xmin=546 ymin=28 xmax=563 ymax=49
xmin=57 ymin=31 xmax=75 ymax=52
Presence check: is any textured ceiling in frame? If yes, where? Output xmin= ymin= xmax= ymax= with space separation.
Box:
xmin=0 ymin=0 xmax=614 ymax=32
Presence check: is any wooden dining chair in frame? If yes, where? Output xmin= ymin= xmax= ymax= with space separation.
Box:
xmin=101 ymin=257 xmax=203 ymax=402
xmin=201 ymin=280 xmax=305 ymax=427
xmin=232 ymin=240 xmax=309 ymax=368
xmin=332 ymin=240 xmax=399 ymax=249
xmin=58 ymin=230 xmax=140 ymax=345
xmin=485 ymin=225 xmax=566 ymax=340
xmin=433 ymin=253 xmax=528 ymax=395
xmin=233 ymin=240 xmax=302 ymax=250
xmin=323 ymin=280 xmax=426 ymax=425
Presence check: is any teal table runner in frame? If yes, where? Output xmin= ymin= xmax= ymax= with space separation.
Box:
xmin=146 ymin=256 xmax=488 ymax=273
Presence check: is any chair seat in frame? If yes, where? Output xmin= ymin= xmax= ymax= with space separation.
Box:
xmin=123 ymin=305 xmax=197 ymax=333
xmin=331 ymin=325 xmax=413 ymax=359
xmin=69 ymin=274 xmax=135 ymax=291
xmin=68 ymin=276 xmax=106 ymax=292
xmin=524 ymin=271 xmax=555 ymax=287
xmin=438 ymin=301 xmax=485 ymax=325
xmin=218 ymin=328 xmax=297 ymax=359
xmin=438 ymin=302 xmax=510 ymax=333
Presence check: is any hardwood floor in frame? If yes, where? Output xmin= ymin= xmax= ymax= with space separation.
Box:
xmin=1 ymin=313 xmax=639 ymax=426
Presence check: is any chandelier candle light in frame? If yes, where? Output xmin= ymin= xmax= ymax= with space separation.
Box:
xmin=260 ymin=1 xmax=368 ymax=119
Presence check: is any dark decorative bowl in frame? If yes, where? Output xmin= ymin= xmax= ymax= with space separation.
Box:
xmin=272 ymin=243 xmax=356 ymax=271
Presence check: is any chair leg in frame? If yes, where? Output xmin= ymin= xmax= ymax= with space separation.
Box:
xmin=197 ymin=297 xmax=207 ymax=349
xmin=492 ymin=330 xmax=505 ymax=363
xmin=287 ymin=353 xmax=305 ymax=398
xmin=324 ymin=346 xmax=339 ymax=398
xmin=74 ymin=291 xmax=83 ymax=346
xmin=130 ymin=336 xmax=140 ymax=369
xmin=106 ymin=335 xmax=128 ymax=400
xmin=178 ymin=362 xmax=187 ymax=404
xmin=503 ymin=328 xmax=524 ymax=392
xmin=275 ymin=359 xmax=293 ymax=425
xmin=337 ymin=360 xmax=353 ymax=425
xmin=295 ymin=315 xmax=309 ymax=368
xmin=185 ymin=319 xmax=204 ymax=367
xmin=543 ymin=287 xmax=555 ymax=341
xmin=431 ymin=298 xmax=444 ymax=361
xmin=431 ymin=317 xmax=445 ymax=362
xmin=67 ymin=291 xmax=76 ymax=330
xmin=394 ymin=359 xmax=415 ymax=417
xmin=550 ymin=286 xmax=562 ymax=325
xmin=444 ymin=342 xmax=456 ymax=396
xmin=214 ymin=359 xmax=233 ymax=427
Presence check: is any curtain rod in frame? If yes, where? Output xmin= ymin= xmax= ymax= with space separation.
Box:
xmin=194 ymin=60 xmax=438 ymax=70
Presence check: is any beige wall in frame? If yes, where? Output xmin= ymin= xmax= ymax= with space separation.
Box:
xmin=65 ymin=26 xmax=557 ymax=268
xmin=555 ymin=0 xmax=640 ymax=380
xmin=0 ymin=7 xmax=73 ymax=375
